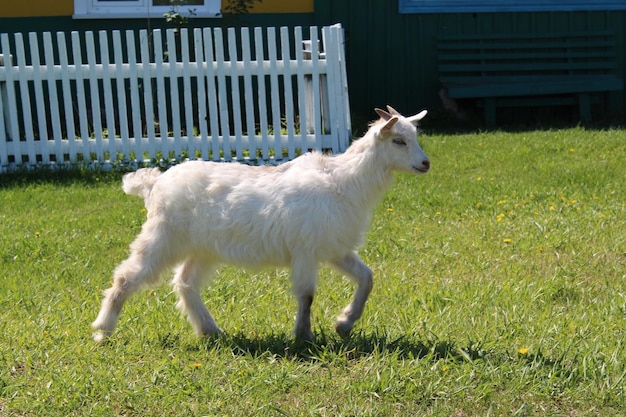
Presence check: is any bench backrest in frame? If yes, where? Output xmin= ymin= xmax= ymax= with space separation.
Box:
xmin=437 ymin=31 xmax=618 ymax=81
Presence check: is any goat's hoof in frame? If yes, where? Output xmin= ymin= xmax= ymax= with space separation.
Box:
xmin=334 ymin=320 xmax=354 ymax=337
xmin=293 ymin=329 xmax=314 ymax=342
xmin=201 ymin=328 xmax=224 ymax=338
xmin=92 ymin=331 xmax=110 ymax=344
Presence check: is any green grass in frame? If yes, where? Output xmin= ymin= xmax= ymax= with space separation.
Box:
xmin=1 ymin=127 xmax=625 ymax=416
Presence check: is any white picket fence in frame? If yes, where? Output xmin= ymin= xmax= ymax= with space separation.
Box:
xmin=0 ymin=24 xmax=350 ymax=172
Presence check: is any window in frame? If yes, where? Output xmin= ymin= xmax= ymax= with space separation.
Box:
xmin=399 ymin=0 xmax=626 ymax=14
xmin=74 ymin=0 xmax=222 ymax=19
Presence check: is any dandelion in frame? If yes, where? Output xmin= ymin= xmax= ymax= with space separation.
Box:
xmin=386 ymin=208 xmax=394 ymax=213
xmin=476 ymin=176 xmax=482 ymax=181
xmin=496 ymin=213 xmax=505 ymax=222
xmin=497 ymin=200 xmax=507 ymax=205
xmin=503 ymin=238 xmax=512 ymax=244
xmin=35 ymin=231 xmax=40 ymax=237
xmin=518 ymin=347 xmax=529 ymax=355
xmin=192 ymin=362 xmax=202 ymax=369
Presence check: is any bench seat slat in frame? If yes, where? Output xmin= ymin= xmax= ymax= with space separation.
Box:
xmin=436 ymin=30 xmax=623 ymax=124
xmin=442 ymin=75 xmax=623 ymax=98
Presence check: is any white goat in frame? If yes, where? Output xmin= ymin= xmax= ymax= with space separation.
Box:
xmin=92 ymin=106 xmax=430 ymax=342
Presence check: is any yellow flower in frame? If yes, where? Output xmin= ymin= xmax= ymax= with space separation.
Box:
xmin=518 ymin=348 xmax=529 ymax=355
xmin=386 ymin=208 xmax=394 ymax=212
xmin=503 ymin=238 xmax=512 ymax=244
xmin=193 ymin=362 xmax=202 ymax=369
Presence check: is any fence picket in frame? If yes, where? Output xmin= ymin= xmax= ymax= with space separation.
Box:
xmin=0 ymin=25 xmax=350 ymax=171
xmin=240 ymin=27 xmax=256 ymax=158
xmin=112 ymin=31 xmax=130 ymax=159
xmin=180 ymin=29 xmax=194 ymax=158
xmin=12 ymin=34 xmax=35 ymax=162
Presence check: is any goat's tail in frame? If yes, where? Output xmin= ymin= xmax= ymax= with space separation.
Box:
xmin=122 ymin=168 xmax=162 ymax=199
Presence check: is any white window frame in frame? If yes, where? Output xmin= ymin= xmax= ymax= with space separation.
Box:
xmin=399 ymin=0 xmax=626 ymax=14
xmin=74 ymin=0 xmax=222 ymax=19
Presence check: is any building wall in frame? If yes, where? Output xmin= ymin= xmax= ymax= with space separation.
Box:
xmin=1 ymin=0 xmax=624 ymax=125
xmin=314 ymin=0 xmax=626 ymax=125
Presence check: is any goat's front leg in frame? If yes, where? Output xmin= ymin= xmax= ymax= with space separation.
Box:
xmin=290 ymin=257 xmax=318 ymax=341
xmin=331 ymin=252 xmax=373 ymax=336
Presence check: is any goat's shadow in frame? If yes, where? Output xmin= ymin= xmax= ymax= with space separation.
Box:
xmin=161 ymin=330 xmax=490 ymax=364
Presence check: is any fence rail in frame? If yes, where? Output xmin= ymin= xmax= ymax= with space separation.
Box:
xmin=0 ymin=24 xmax=350 ymax=172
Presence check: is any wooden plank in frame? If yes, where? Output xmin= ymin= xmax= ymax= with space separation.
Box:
xmin=71 ymin=31 xmax=91 ymax=162
xmin=99 ymin=31 xmax=118 ymax=163
xmin=180 ymin=28 xmax=194 ymax=157
xmin=14 ymin=33 xmax=36 ymax=162
xmin=439 ymin=61 xmax=619 ymax=73
xmin=166 ymin=28 xmax=182 ymax=157
xmin=437 ymin=30 xmax=615 ymax=41
xmin=30 ymin=32 xmax=50 ymax=164
xmin=125 ymin=30 xmax=143 ymax=161
xmin=267 ymin=27 xmax=282 ymax=159
xmin=240 ymin=27 xmax=257 ymax=158
xmin=294 ymin=27 xmax=309 ymax=151
xmin=112 ymin=30 xmax=130 ymax=159
xmin=214 ymin=28 xmax=232 ymax=161
xmin=227 ymin=28 xmax=244 ymax=161
xmin=280 ymin=26 xmax=296 ymax=160
xmin=85 ymin=31 xmax=104 ymax=162
xmin=57 ymin=32 xmax=77 ymax=162
xmin=193 ymin=28 xmax=209 ymax=160
xmin=139 ymin=29 xmax=156 ymax=160
xmin=43 ymin=32 xmax=63 ymax=163
xmin=202 ymin=27 xmax=221 ymax=162
xmin=254 ymin=27 xmax=270 ymax=161
xmin=153 ymin=30 xmax=169 ymax=159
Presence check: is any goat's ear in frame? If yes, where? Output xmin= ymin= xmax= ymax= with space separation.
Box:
xmin=375 ymin=108 xmax=392 ymax=121
xmin=386 ymin=105 xmax=401 ymax=116
xmin=406 ymin=110 xmax=428 ymax=125
xmin=381 ymin=116 xmax=399 ymax=132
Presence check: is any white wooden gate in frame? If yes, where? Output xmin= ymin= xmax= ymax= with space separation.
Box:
xmin=0 ymin=24 xmax=350 ymax=172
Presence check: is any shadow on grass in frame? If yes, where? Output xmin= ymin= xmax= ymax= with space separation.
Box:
xmin=0 ymin=166 xmax=127 ymax=189
xmin=170 ymin=331 xmax=491 ymax=364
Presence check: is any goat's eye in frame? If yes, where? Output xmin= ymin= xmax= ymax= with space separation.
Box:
xmin=392 ymin=138 xmax=407 ymax=146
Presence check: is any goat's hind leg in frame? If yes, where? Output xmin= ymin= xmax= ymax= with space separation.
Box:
xmin=290 ymin=257 xmax=318 ymax=341
xmin=331 ymin=252 xmax=373 ymax=336
xmin=92 ymin=224 xmax=178 ymax=342
xmin=172 ymin=257 xmax=222 ymax=336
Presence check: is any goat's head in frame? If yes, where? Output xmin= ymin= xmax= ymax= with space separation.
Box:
xmin=373 ymin=105 xmax=430 ymax=174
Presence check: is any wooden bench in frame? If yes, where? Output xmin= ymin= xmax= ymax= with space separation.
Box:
xmin=437 ymin=31 xmax=624 ymax=126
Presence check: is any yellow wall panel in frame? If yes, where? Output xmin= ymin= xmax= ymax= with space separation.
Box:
xmin=247 ymin=0 xmax=314 ymax=14
xmin=2 ymin=0 xmax=73 ymax=17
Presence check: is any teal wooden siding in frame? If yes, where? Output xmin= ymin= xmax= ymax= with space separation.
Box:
xmin=314 ymin=0 xmax=626 ymax=124
xmin=1 ymin=2 xmax=625 ymax=125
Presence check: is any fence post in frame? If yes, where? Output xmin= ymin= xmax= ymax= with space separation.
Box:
xmin=302 ymin=40 xmax=330 ymax=134
xmin=0 ymin=54 xmax=12 ymax=141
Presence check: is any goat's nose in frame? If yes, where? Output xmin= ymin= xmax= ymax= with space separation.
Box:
xmin=422 ymin=159 xmax=430 ymax=169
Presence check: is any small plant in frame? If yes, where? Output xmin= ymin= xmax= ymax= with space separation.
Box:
xmin=163 ymin=0 xmax=197 ymax=32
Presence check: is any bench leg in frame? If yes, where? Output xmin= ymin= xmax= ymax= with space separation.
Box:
xmin=484 ymin=97 xmax=496 ymax=127
xmin=578 ymin=93 xmax=592 ymax=123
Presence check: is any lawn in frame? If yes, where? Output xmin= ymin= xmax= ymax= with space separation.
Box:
xmin=0 ymin=127 xmax=625 ymax=416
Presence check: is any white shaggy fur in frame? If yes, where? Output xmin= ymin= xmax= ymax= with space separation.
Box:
xmin=92 ymin=106 xmax=430 ymax=342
